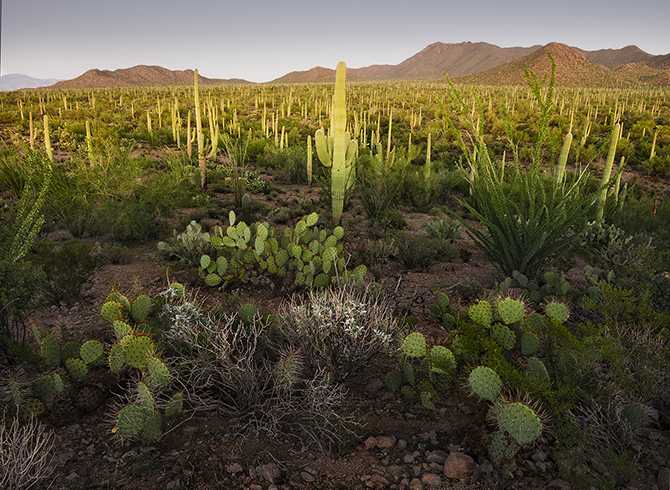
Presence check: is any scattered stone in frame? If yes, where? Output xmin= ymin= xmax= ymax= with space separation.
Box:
xmin=421 ymin=473 xmax=442 ymax=487
xmin=367 ymin=473 xmax=390 ymax=487
xmin=659 ymin=467 xmax=670 ymax=490
xmin=458 ymin=403 xmax=477 ymax=415
xmin=404 ymin=454 xmax=416 ymax=464
xmin=426 ymin=450 xmax=448 ymax=465
xmin=250 ymin=485 xmax=262 ymax=490
xmin=257 ymin=462 xmax=280 ymax=483
xmin=364 ymin=436 xmax=378 ymax=450
xmin=548 ymin=479 xmax=571 ymax=490
xmin=166 ymin=480 xmax=180 ymax=489
xmin=376 ymin=435 xmax=397 ymax=449
xmin=366 ymin=378 xmax=385 ymax=392
xmin=471 ymin=461 xmax=494 ymax=483
xmin=227 ymin=463 xmax=243 ymax=474
xmin=398 ymin=439 xmax=408 ymax=450
xmin=532 ymin=449 xmax=547 ymax=463
xmin=443 ymin=451 xmax=476 ymax=482
xmin=301 ymin=471 xmax=316 ymax=482
xmin=65 ymin=472 xmax=79 ymax=481
xmin=409 ymin=477 xmax=424 ymax=490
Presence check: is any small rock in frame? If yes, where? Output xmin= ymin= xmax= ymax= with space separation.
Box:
xmin=227 ymin=463 xmax=243 ymax=474
xmin=364 ymin=436 xmax=378 ymax=450
xmin=65 ymin=472 xmax=79 ymax=481
xmin=366 ymin=378 xmax=385 ymax=392
xmin=426 ymin=450 xmax=448 ymax=465
xmin=458 ymin=404 xmax=477 ymax=415
xmin=471 ymin=461 xmax=494 ymax=483
xmin=409 ymin=478 xmax=424 ymax=490
xmin=376 ymin=435 xmax=397 ymax=449
xmin=368 ymin=474 xmax=390 ymax=487
xmin=250 ymin=485 xmax=262 ymax=490
xmin=548 ymin=479 xmax=571 ymax=490
xmin=301 ymin=471 xmax=315 ymax=482
xmin=412 ymin=466 xmax=422 ymax=477
xmin=443 ymin=451 xmax=476 ymax=482
xmin=166 ymin=480 xmax=180 ymax=489
xmin=421 ymin=473 xmax=442 ymax=487
xmin=532 ymin=449 xmax=547 ymax=463
xmin=257 ymin=462 xmax=280 ymax=483
xmin=659 ymin=467 xmax=670 ymax=490
xmin=398 ymin=439 xmax=407 ymax=450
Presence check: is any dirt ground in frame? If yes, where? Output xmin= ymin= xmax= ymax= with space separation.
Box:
xmin=4 ymin=168 xmax=670 ymax=490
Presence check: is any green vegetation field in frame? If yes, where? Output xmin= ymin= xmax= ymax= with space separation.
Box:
xmin=2 ymin=64 xmax=670 ymax=490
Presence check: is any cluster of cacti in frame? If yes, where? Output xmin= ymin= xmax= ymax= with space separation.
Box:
xmin=427 ymin=291 xmax=458 ymax=330
xmin=198 ymin=210 xmax=366 ymax=289
xmin=385 ymin=332 xmax=456 ymax=413
xmin=495 ymin=270 xmax=573 ymax=305
xmin=314 ymin=61 xmax=358 ymax=225
xmin=8 ymin=324 xmax=108 ymax=423
xmin=466 ymin=365 xmax=544 ymax=465
xmin=100 ymin=286 xmax=183 ymax=440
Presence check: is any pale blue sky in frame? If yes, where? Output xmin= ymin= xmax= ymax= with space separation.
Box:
xmin=2 ymin=0 xmax=669 ymax=82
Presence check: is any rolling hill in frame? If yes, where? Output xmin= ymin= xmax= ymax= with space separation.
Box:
xmin=48 ymin=65 xmax=250 ymax=90
xmin=17 ymin=42 xmax=670 ymax=89
xmin=456 ymin=43 xmax=645 ymax=87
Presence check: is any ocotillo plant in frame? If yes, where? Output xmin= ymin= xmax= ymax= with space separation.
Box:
xmin=315 ymin=61 xmax=358 ymax=225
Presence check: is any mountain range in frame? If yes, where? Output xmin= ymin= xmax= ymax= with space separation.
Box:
xmin=5 ymin=41 xmax=670 ymax=90
xmin=0 ymin=73 xmax=62 ymax=91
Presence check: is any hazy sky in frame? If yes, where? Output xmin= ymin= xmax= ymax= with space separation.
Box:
xmin=2 ymin=0 xmax=669 ymax=83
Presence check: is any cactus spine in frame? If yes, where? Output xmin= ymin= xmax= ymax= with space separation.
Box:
xmin=314 ymin=61 xmax=358 ymax=225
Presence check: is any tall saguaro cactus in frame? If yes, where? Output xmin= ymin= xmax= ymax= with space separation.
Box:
xmin=315 ymin=61 xmax=357 ymax=225
xmin=194 ymin=69 xmax=206 ymax=190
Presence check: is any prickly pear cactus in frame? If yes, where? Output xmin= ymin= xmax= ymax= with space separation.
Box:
xmin=80 ymin=340 xmax=103 ymax=365
xmin=488 ymin=430 xmax=509 ymax=466
xmin=65 ymin=357 xmax=88 ymax=380
xmin=545 ymin=302 xmax=569 ymax=324
xmin=491 ymin=323 xmax=516 ymax=350
xmin=238 ymin=303 xmax=258 ymax=324
xmin=497 ymin=402 xmax=543 ymax=446
xmin=520 ymin=331 xmax=540 ymax=356
xmin=497 ymin=297 xmax=526 ymax=325
xmin=430 ymin=345 xmax=456 ymax=375
xmin=40 ymin=334 xmax=61 ymax=367
xmin=526 ymin=357 xmax=549 ymax=384
xmin=402 ymin=332 xmax=427 ymax=358
xmin=385 ymin=369 xmax=403 ymax=391
xmin=468 ymin=366 xmax=502 ymax=402
xmin=101 ymin=301 xmax=123 ymax=323
xmin=621 ymin=401 xmax=646 ymax=431
xmin=115 ymin=404 xmax=146 ymax=439
xmin=131 ymin=294 xmax=153 ymax=323
xmin=34 ymin=375 xmax=57 ymax=410
xmin=123 ymin=335 xmax=155 ymax=369
xmin=469 ymin=300 xmax=493 ymax=328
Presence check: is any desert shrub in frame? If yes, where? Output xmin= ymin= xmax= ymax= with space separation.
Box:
xmin=0 ymin=414 xmax=54 ymax=490
xmin=158 ymin=220 xmax=216 ymax=268
xmin=280 ymin=285 xmax=399 ymax=382
xmin=93 ymin=241 xmax=132 ymax=265
xmin=0 ymin=154 xmax=51 ymax=361
xmin=26 ymin=240 xmax=103 ymax=306
xmin=162 ymin=290 xmax=360 ymax=450
xmin=395 ymin=233 xmax=456 ymax=271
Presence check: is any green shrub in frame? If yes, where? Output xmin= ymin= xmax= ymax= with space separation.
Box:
xmin=26 ymin=240 xmax=103 ymax=306
xmin=395 ymin=233 xmax=456 ymax=271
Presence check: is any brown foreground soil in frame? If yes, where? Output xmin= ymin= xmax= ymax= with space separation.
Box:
xmin=4 ymin=169 xmax=670 ymax=490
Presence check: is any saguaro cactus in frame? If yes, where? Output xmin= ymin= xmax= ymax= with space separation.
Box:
xmin=314 ymin=61 xmax=358 ymax=224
